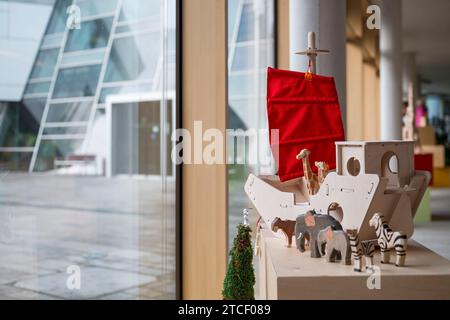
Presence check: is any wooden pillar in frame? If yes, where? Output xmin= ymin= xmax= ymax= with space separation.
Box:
xmin=346 ymin=42 xmax=364 ymax=140
xmin=276 ymin=0 xmax=289 ymax=69
xmin=181 ymin=0 xmax=228 ymax=299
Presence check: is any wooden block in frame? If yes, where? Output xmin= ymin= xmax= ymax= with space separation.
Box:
xmin=414 ymin=153 xmax=433 ymax=185
xmin=417 ymin=126 xmax=436 ymax=145
xmin=259 ymin=229 xmax=450 ymax=299
xmin=414 ymin=188 xmax=431 ymax=223
xmin=433 ymin=168 xmax=450 ymax=187
xmin=421 ymin=145 xmax=445 ymax=168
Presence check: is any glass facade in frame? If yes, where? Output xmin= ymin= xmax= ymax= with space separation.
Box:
xmin=0 ymin=0 xmax=177 ymax=173
xmin=227 ymin=0 xmax=275 ymax=248
xmin=0 ymin=0 xmax=177 ymax=300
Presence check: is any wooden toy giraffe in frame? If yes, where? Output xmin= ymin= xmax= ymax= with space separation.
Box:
xmin=315 ymin=161 xmax=329 ymax=185
xmin=296 ymin=149 xmax=319 ymax=195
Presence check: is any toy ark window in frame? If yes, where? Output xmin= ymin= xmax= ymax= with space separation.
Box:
xmin=381 ymin=151 xmax=400 ymax=187
xmin=388 ymin=154 xmax=399 ymax=174
xmin=327 ymin=202 xmax=343 ymax=223
xmin=347 ymin=157 xmax=361 ymax=176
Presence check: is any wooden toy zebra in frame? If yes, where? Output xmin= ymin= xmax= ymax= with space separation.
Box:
xmin=347 ymin=229 xmax=376 ymax=272
xmin=369 ymin=213 xmax=408 ymax=267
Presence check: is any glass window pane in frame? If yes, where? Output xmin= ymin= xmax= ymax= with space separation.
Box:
xmin=23 ymin=98 xmax=47 ymax=126
xmin=53 ymin=65 xmax=101 ymax=98
xmin=227 ymin=0 xmax=275 ymax=261
xmin=41 ymin=33 xmax=64 ymax=48
xmin=34 ymin=139 xmax=84 ymax=171
xmin=115 ymin=19 xmax=159 ymax=34
xmin=119 ymin=0 xmax=161 ymax=22
xmin=0 ymin=0 xmax=177 ymax=301
xmin=0 ymin=99 xmax=45 ymax=148
xmin=78 ymin=0 xmax=119 ymax=17
xmin=228 ymin=98 xmax=251 ymax=129
xmin=46 ymin=101 xmax=93 ymax=122
xmin=232 ymin=45 xmax=254 ymax=71
xmin=99 ymin=83 xmax=152 ymax=103
xmin=237 ymin=4 xmax=254 ymax=42
xmin=104 ymin=33 xmax=160 ymax=82
xmin=24 ymin=82 xmax=51 ymax=95
xmin=0 ymin=152 xmax=32 ymax=171
xmin=228 ymin=73 xmax=254 ymax=97
xmin=45 ymin=0 xmax=73 ymax=35
xmin=228 ymin=0 xmax=240 ymax=42
xmin=65 ymin=18 xmax=113 ymax=52
xmin=30 ymin=49 xmax=59 ymax=79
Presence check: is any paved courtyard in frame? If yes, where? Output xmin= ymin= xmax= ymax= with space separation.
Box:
xmin=0 ymin=173 xmax=176 ymax=299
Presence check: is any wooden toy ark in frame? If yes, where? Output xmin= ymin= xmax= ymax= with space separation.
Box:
xmin=245 ymin=141 xmax=431 ymax=243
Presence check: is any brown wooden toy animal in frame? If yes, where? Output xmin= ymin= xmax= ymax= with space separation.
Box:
xmin=296 ymin=149 xmax=320 ymax=195
xmin=314 ymin=161 xmax=329 ymax=185
xmin=369 ymin=213 xmax=407 ymax=267
xmin=317 ymin=225 xmax=351 ymax=264
xmin=347 ymin=229 xmax=376 ymax=272
xmin=271 ymin=217 xmax=296 ymax=248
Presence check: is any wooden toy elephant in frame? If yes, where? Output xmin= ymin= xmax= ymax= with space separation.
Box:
xmin=295 ymin=210 xmax=343 ymax=258
xmin=317 ymin=226 xmax=351 ymax=265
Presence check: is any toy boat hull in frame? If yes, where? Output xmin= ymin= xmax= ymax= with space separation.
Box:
xmin=245 ymin=170 xmax=430 ymax=241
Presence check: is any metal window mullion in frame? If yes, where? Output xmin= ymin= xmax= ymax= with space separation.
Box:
xmin=29 ymin=0 xmax=78 ymax=172
xmin=40 ymin=44 xmax=61 ymax=50
xmin=80 ymin=12 xmax=116 ymax=23
xmin=102 ymin=78 xmax=153 ymax=88
xmin=116 ymin=16 xmax=159 ymax=27
xmin=59 ymin=60 xmax=104 ymax=69
xmin=232 ymin=38 xmax=272 ymax=48
xmin=152 ymin=55 xmax=163 ymax=92
xmin=228 ymin=0 xmax=245 ymax=73
xmin=49 ymin=96 xmax=94 ymax=104
xmin=41 ymin=134 xmax=85 ymax=140
xmin=81 ymin=0 xmax=124 ymax=155
xmin=28 ymin=77 xmax=53 ymax=84
xmin=44 ymin=121 xmax=89 ymax=128
xmin=63 ymin=47 xmax=105 ymax=57
xmin=0 ymin=147 xmax=34 ymax=153
xmin=113 ymin=28 xmax=160 ymax=39
xmin=23 ymin=93 xmax=49 ymax=99
xmin=159 ymin=0 xmax=170 ymax=299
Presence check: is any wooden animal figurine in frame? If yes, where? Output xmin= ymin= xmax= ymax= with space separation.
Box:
xmin=314 ymin=161 xmax=329 ymax=185
xmin=296 ymin=149 xmax=320 ymax=195
xmin=317 ymin=226 xmax=351 ymax=265
xmin=271 ymin=217 xmax=296 ymax=248
xmin=369 ymin=213 xmax=408 ymax=267
xmin=347 ymin=229 xmax=376 ymax=272
xmin=295 ymin=210 xmax=342 ymax=258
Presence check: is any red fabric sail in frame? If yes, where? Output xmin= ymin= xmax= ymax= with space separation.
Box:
xmin=267 ymin=67 xmax=345 ymax=182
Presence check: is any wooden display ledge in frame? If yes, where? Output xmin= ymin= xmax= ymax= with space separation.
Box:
xmin=258 ymin=228 xmax=450 ymax=299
